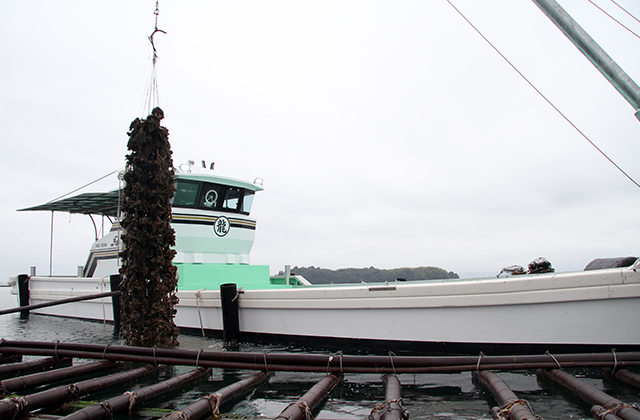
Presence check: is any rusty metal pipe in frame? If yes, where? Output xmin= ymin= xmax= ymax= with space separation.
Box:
xmin=164 ymin=371 xmax=273 ymax=420
xmin=61 ymin=367 xmax=210 ymax=420
xmin=370 ymin=374 xmax=406 ymax=420
xmin=604 ymin=368 xmax=640 ymax=389
xmin=539 ymin=369 xmax=640 ymax=420
xmin=0 ymin=360 xmax=119 ymax=397
xmin=0 ymin=291 xmax=120 ymax=316
xmin=273 ymin=374 xmax=342 ymax=420
xmin=474 ymin=370 xmax=537 ymax=420
xmin=3 ymin=341 xmax=640 ymax=373
xmin=3 ymin=340 xmax=639 ymax=370
xmin=2 ymin=345 xmax=640 ymax=374
xmin=0 ymin=364 xmax=159 ymax=419
xmin=0 ymin=357 xmax=71 ymax=379
xmin=0 ymin=354 xmax=22 ymax=365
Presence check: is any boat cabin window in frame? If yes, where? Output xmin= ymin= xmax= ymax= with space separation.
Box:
xmin=242 ymin=191 xmax=255 ymax=213
xmin=200 ymin=184 xmax=225 ymax=209
xmin=223 ymin=187 xmax=242 ymax=211
xmin=173 ymin=182 xmax=200 ymax=207
xmin=173 ymin=180 xmax=255 ymax=215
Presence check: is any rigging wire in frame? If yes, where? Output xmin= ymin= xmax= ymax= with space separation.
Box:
xmin=609 ymin=0 xmax=640 ymax=25
xmin=588 ymin=0 xmax=640 ymax=40
xmin=444 ymin=0 xmax=640 ymax=190
xmin=47 ymin=170 xmax=118 ymax=204
xmin=45 ymin=169 xmax=118 ymax=276
xmin=141 ymin=1 xmax=166 ymax=116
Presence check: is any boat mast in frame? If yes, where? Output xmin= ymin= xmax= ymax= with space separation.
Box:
xmin=531 ymin=0 xmax=640 ymax=122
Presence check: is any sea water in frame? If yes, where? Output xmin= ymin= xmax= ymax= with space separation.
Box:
xmin=0 ymin=287 xmax=636 ymax=419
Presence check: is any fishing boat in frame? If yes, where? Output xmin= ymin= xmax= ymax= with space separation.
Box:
xmin=8 ymin=0 xmax=640 ymax=354
xmin=8 ymin=157 xmax=640 ymax=354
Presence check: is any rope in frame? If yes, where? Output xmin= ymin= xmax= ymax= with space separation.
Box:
xmin=7 ymin=396 xmax=28 ymax=418
xmin=102 ymin=344 xmax=109 ymax=360
xmin=296 ymin=400 xmax=315 ymax=420
xmin=326 ymin=351 xmax=344 ymax=373
xmin=67 ymin=384 xmax=80 ymax=401
xmin=195 ymin=289 xmax=205 ymax=337
xmin=204 ymin=393 xmax=222 ymax=418
xmin=493 ymin=399 xmax=542 ymax=420
xmin=326 ymin=354 xmax=334 ymax=373
xmin=99 ymin=401 xmax=114 ymax=419
xmin=597 ymin=402 xmax=640 ymax=418
xmin=546 ymin=351 xmax=562 ymax=370
xmin=368 ymin=398 xmax=408 ymax=420
xmin=175 ymin=411 xmax=190 ymax=420
xmin=275 ymin=401 xmax=315 ymax=420
xmin=124 ymin=391 xmax=137 ymax=413
xmin=388 ymin=351 xmax=397 ymax=376
xmin=476 ymin=352 xmax=485 ymax=372
xmin=263 ymin=353 xmax=269 ymax=373
xmin=195 ymin=349 xmax=203 ymax=367
xmin=612 ymin=348 xmax=618 ymax=372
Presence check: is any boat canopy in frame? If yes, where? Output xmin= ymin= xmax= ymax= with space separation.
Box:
xmin=17 ymin=170 xmax=264 ymax=218
xmin=18 ymin=191 xmax=121 ymax=217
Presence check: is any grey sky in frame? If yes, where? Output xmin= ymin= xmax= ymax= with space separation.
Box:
xmin=1 ymin=0 xmax=639 ymax=282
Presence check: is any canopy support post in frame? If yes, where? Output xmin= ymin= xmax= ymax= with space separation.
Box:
xmin=49 ymin=211 xmax=54 ymax=276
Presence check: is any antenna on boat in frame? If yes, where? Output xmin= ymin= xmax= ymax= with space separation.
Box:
xmin=142 ymin=1 xmax=166 ymax=116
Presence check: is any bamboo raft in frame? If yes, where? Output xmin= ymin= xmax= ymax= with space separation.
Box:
xmin=1 ymin=340 xmax=639 ymax=420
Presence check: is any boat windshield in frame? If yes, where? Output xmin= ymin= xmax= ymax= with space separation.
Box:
xmin=173 ymin=180 xmax=255 ymax=215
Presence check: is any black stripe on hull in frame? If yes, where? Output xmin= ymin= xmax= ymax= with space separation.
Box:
xmin=21 ymin=313 xmax=640 ymax=355
xmin=171 ymin=215 xmax=256 ymax=230
xmin=176 ymin=326 xmax=640 ymax=356
xmin=171 ymin=219 xmax=255 ymax=230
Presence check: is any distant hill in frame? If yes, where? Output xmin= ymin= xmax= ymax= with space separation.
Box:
xmin=279 ymin=266 xmax=459 ymax=284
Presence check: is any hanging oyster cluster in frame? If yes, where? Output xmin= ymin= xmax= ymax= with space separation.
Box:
xmin=119 ymin=107 xmax=179 ymax=347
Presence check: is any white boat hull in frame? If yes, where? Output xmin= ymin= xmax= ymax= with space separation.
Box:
xmin=12 ymin=261 xmax=640 ymax=353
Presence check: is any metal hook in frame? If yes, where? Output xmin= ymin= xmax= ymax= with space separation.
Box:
xmin=148 ymin=0 xmax=166 ymax=62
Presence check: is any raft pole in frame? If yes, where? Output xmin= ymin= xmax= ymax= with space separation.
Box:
xmin=1 ymin=340 xmax=639 ymax=419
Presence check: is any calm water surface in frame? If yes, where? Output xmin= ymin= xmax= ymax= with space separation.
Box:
xmin=1 ymin=287 xmax=637 ymax=419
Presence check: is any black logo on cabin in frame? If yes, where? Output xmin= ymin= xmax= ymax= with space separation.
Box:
xmin=214 ymin=216 xmax=231 ymax=237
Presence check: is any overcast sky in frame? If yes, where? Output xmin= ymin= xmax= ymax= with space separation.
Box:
xmin=1 ymin=0 xmax=639 ymax=282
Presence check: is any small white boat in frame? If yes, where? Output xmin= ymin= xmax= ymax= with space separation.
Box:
xmin=10 ymin=160 xmax=640 ymax=354
xmin=9 ymin=0 xmax=640 ymax=354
